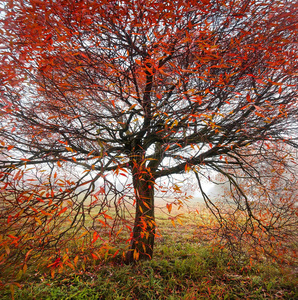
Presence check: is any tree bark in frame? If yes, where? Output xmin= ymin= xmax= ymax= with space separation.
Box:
xmin=125 ymin=166 xmax=155 ymax=263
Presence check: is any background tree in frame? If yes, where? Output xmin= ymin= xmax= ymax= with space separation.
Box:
xmin=0 ymin=0 xmax=297 ymax=266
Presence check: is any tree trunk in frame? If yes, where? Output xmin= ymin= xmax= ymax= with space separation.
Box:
xmin=125 ymin=167 xmax=155 ymax=263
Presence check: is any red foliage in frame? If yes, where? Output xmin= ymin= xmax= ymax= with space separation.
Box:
xmin=0 ymin=0 xmax=297 ymax=284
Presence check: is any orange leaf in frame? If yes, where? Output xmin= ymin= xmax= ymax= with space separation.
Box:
xmin=25 ymin=249 xmax=33 ymax=261
xmin=133 ymin=249 xmax=139 ymax=260
xmin=7 ymin=234 xmax=18 ymax=239
xmin=23 ymin=264 xmax=28 ymax=273
xmin=9 ymin=284 xmax=14 ymax=300
xmin=170 ymin=218 xmax=176 ymax=228
xmin=87 ymin=150 xmax=95 ymax=156
xmin=255 ymin=111 xmax=265 ymax=118
xmin=113 ymin=250 xmax=119 ymax=258
xmin=128 ymin=103 xmax=137 ymax=110
xmin=51 ymin=268 xmax=55 ymax=278
xmin=74 ymin=255 xmax=79 ymax=266
xmin=5 ymin=245 xmax=10 ymax=255
xmin=91 ymin=253 xmax=99 ymax=260
xmin=97 ymin=219 xmax=107 ymax=226
xmin=40 ymin=209 xmax=52 ymax=216
xmin=104 ymin=213 xmax=113 ymax=220
xmin=65 ymin=261 xmax=75 ymax=270
xmin=177 ymin=218 xmax=183 ymax=225
xmin=166 ymin=203 xmax=172 ymax=214
xmin=48 ymin=115 xmax=58 ymax=120
xmin=143 ymin=201 xmax=150 ymax=209
xmin=58 ymin=207 xmax=67 ymax=215
xmin=92 ymin=232 xmax=99 ymax=244
xmin=165 ymin=144 xmax=170 ymax=151
xmin=126 ymin=225 xmax=132 ymax=232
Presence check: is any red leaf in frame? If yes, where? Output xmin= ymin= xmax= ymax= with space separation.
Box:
xmin=58 ymin=207 xmax=67 ymax=215
xmin=256 ymin=79 xmax=264 ymax=84
xmin=47 ymin=258 xmax=61 ymax=268
xmin=91 ymin=253 xmax=99 ymax=260
xmin=92 ymin=232 xmax=99 ymax=244
xmin=255 ymin=111 xmax=265 ymax=118
xmin=7 ymin=234 xmax=18 ymax=239
xmin=113 ymin=250 xmax=119 ymax=258
xmin=166 ymin=203 xmax=172 ymax=214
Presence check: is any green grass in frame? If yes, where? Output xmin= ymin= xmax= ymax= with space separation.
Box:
xmin=0 ymin=208 xmax=297 ymax=300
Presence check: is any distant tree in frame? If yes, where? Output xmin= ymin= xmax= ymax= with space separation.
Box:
xmin=0 ymin=0 xmax=297 ymax=266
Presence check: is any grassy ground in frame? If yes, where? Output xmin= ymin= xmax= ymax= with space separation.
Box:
xmin=0 ymin=204 xmax=297 ymax=300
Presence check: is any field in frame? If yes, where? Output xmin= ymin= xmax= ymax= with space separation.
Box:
xmin=0 ymin=199 xmax=297 ymax=300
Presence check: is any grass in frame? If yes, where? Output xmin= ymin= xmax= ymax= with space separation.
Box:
xmin=0 ymin=204 xmax=297 ymax=300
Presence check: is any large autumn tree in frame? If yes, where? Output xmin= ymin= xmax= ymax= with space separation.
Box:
xmin=0 ymin=0 xmax=297 ymax=265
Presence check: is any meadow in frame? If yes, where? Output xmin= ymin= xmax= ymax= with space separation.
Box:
xmin=0 ymin=199 xmax=297 ymax=300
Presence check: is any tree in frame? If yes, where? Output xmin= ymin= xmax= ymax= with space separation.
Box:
xmin=0 ymin=0 xmax=297 ymax=266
